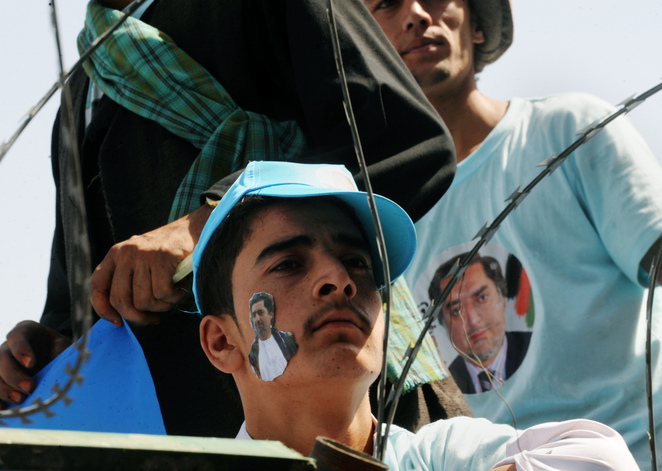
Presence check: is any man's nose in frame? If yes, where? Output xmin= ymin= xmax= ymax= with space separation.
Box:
xmin=403 ymin=0 xmax=432 ymax=32
xmin=462 ymin=302 xmax=480 ymax=328
xmin=312 ymin=254 xmax=357 ymax=300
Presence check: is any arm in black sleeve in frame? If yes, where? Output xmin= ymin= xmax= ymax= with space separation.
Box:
xmin=151 ymin=0 xmax=455 ymax=222
xmin=285 ymin=0 xmax=455 ymax=221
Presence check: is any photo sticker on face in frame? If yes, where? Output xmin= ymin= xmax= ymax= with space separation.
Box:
xmin=412 ymin=242 xmax=536 ymax=395
xmin=247 ymin=292 xmax=298 ymax=382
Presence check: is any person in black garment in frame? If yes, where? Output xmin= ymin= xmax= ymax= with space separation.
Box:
xmin=0 ymin=0 xmax=462 ymax=437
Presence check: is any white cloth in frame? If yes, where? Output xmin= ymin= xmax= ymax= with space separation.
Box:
xmin=236 ymin=417 xmax=639 ymax=470
xmin=256 ymin=335 xmax=288 ymax=381
xmin=406 ymin=92 xmax=662 ymax=468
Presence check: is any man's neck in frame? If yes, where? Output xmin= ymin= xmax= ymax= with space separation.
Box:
xmin=426 ymin=82 xmax=508 ymax=164
xmin=242 ymin=383 xmax=374 ymax=456
xmin=258 ymin=331 xmax=272 ymax=342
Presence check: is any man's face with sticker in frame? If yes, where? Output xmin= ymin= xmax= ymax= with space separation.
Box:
xmin=440 ymin=261 xmax=506 ymax=366
xmin=231 ymin=199 xmax=384 ymax=386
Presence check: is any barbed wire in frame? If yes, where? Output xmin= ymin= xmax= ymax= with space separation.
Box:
xmin=1 ymin=2 xmax=660 ymax=469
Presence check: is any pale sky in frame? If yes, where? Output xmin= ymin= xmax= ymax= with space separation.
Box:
xmin=1 ymin=0 xmax=661 ymax=338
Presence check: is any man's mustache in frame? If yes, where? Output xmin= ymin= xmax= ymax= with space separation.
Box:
xmin=302 ymin=300 xmax=372 ymax=337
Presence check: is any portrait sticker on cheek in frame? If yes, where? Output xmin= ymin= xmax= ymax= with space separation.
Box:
xmin=246 ymin=292 xmax=298 ymax=381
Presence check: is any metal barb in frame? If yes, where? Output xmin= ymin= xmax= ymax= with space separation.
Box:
xmin=576 ymin=122 xmax=596 ymax=136
xmin=537 ymin=153 xmax=557 ymax=168
xmin=473 ymin=222 xmax=491 ymax=240
xmin=584 ymin=128 xmax=600 ymax=141
xmin=617 ymin=94 xmax=636 ymax=107
xmin=546 ymin=156 xmax=565 ymax=175
xmin=505 ymin=186 xmax=522 ymax=203
xmin=625 ymin=99 xmax=644 ymax=113
xmin=446 ymin=259 xmax=461 ymax=278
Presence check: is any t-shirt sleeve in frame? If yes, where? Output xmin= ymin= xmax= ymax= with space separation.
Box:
xmin=492 ymin=419 xmax=639 ymax=470
xmin=559 ymin=93 xmax=662 ymax=285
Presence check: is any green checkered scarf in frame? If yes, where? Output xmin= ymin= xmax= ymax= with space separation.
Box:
xmin=77 ymin=0 xmax=447 ymax=392
xmin=78 ymin=0 xmax=306 ymax=221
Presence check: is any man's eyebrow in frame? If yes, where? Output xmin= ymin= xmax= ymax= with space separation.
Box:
xmin=443 ymin=285 xmax=489 ymax=311
xmin=444 ymin=298 xmax=460 ymax=312
xmin=333 ymin=233 xmax=371 ymax=253
xmin=472 ymin=285 xmax=488 ymax=298
xmin=256 ymin=235 xmax=313 ymax=265
xmin=255 ymin=232 xmax=370 ymax=266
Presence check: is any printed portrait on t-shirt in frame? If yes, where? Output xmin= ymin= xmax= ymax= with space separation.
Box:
xmin=247 ymin=292 xmax=298 ymax=381
xmin=412 ymin=242 xmax=536 ymax=395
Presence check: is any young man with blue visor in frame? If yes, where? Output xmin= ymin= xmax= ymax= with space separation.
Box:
xmin=194 ymin=161 xmax=638 ymax=470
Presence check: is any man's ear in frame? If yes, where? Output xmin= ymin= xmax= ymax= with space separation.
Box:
xmin=471 ymin=19 xmax=485 ymax=45
xmin=200 ymin=315 xmax=244 ymax=374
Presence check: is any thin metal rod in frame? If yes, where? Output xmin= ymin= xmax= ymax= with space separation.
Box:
xmin=325 ymin=0 xmax=392 ymax=461
xmin=645 ymin=242 xmax=662 ymax=471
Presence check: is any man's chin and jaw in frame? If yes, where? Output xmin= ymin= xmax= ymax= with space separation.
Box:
xmin=368 ymin=0 xmax=483 ymax=101
xmin=407 ymin=41 xmax=478 ymax=102
xmin=302 ymin=314 xmax=384 ymax=384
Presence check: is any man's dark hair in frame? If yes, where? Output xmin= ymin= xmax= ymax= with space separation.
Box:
xmin=196 ymin=195 xmax=368 ymax=323
xmin=467 ymin=0 xmax=512 ymax=74
xmin=249 ymin=292 xmax=275 ymax=330
xmin=249 ymin=292 xmax=274 ymax=314
xmin=197 ymin=195 xmax=278 ymax=322
xmin=427 ymin=252 xmax=506 ymax=323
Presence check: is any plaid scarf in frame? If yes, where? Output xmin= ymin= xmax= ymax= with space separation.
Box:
xmin=77 ymin=0 xmax=447 ymax=392
xmin=77 ymin=0 xmax=306 ymax=221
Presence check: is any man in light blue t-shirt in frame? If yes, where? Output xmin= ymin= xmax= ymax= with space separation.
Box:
xmin=365 ymin=0 xmax=662 ymax=467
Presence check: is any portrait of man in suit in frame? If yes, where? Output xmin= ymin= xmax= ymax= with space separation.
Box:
xmin=248 ymin=292 xmax=299 ymax=381
xmin=428 ymin=253 xmax=531 ymax=394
